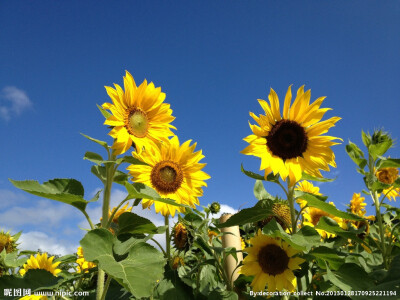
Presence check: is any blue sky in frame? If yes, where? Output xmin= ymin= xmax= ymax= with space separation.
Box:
xmin=1 ymin=1 xmax=399 ymax=254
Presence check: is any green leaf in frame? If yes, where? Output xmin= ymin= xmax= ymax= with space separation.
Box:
xmin=2 ymin=251 xmax=27 ymax=268
xmin=217 ymin=206 xmax=272 ymax=228
xmin=124 ymin=182 xmax=187 ymax=208
xmin=309 ymin=247 xmax=345 ymax=270
xmin=9 ymin=178 xmax=89 ymax=212
xmin=241 ymin=164 xmax=279 ymax=183
xmin=115 ymin=155 xmax=149 ymax=166
xmin=118 ymin=212 xmax=158 ymax=234
xmin=208 ymin=290 xmax=238 ymax=300
xmin=370 ymin=140 xmax=393 ymax=160
xmin=294 ymin=191 xmax=363 ymax=221
xmin=81 ymin=133 xmax=109 ymax=149
xmin=97 ymin=103 xmax=112 ymax=119
xmin=346 ymin=141 xmax=367 ymax=169
xmin=153 ymin=265 xmax=194 ymax=300
xmin=253 ymin=180 xmax=273 ymax=200
xmin=83 ymin=151 xmax=104 ymax=165
xmin=326 ymin=263 xmax=373 ymax=291
xmin=361 ymin=130 xmax=371 ymax=148
xmin=301 ymin=172 xmax=336 ymax=182
xmin=377 ymin=158 xmax=400 ymax=169
xmin=80 ymin=229 xmax=165 ymax=298
xmin=0 ymin=270 xmax=61 ymax=297
xmin=91 ymin=165 xmax=129 ymax=185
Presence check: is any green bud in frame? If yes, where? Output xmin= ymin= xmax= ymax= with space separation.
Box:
xmin=210 ymin=202 xmax=221 ymax=214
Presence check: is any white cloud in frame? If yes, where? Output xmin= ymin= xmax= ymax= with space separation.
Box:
xmin=0 ymin=189 xmax=28 ymax=209
xmin=0 ymin=86 xmax=32 ymax=121
xmin=19 ymin=231 xmax=79 ymax=256
xmin=210 ymin=204 xmax=238 ymax=220
xmin=0 ymin=199 xmax=77 ymax=229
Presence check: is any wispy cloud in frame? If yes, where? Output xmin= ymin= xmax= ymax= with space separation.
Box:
xmin=0 ymin=86 xmax=32 ymax=121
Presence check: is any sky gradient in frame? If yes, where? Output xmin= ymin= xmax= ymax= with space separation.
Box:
xmin=1 ymin=1 xmax=399 ymax=254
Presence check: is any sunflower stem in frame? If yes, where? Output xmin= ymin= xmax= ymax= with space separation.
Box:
xmin=165 ymin=215 xmax=171 ymax=261
xmin=286 ymin=180 xmax=297 ymax=234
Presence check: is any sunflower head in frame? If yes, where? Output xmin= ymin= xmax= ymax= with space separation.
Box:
xmin=210 ymin=202 xmax=221 ymax=214
xmin=102 ymin=71 xmax=176 ymax=155
xmin=19 ymin=253 xmax=61 ymax=277
xmin=382 ymin=187 xmax=400 ymax=202
xmin=172 ymin=223 xmax=192 ymax=251
xmin=241 ymin=85 xmax=341 ymax=187
xmin=171 ymin=255 xmax=185 ymax=270
xmin=109 ymin=203 xmax=133 ymax=224
xmin=208 ymin=230 xmax=219 ymax=243
xmin=376 ymin=168 xmax=399 ymax=185
xmin=0 ymin=230 xmax=18 ymax=254
xmin=20 ymin=296 xmax=48 ymax=300
xmin=349 ymin=193 xmax=367 ymax=216
xmin=76 ymin=246 xmax=96 ymax=273
xmin=257 ymin=203 xmax=291 ymax=230
xmin=128 ymin=136 xmax=210 ymax=217
xmin=241 ymin=230 xmax=305 ymax=292
xmin=295 ymin=180 xmax=322 ymax=208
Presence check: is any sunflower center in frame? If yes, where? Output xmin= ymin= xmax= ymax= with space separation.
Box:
xmin=127 ymin=109 xmax=149 ymax=138
xmin=257 ymin=244 xmax=289 ymax=276
xmin=266 ymin=120 xmax=308 ymax=160
xmin=151 ymin=161 xmax=183 ymax=194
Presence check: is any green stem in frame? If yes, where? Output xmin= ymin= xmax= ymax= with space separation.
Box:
xmin=151 ymin=238 xmax=167 ymax=257
xmin=165 ymin=215 xmax=171 ymax=261
xmin=371 ymin=190 xmax=388 ymax=269
xmin=96 ymin=269 xmax=105 ymax=300
xmin=286 ymin=180 xmax=297 ymax=234
xmin=100 ymin=275 xmax=112 ymax=300
xmin=82 ymin=210 xmax=95 ymax=230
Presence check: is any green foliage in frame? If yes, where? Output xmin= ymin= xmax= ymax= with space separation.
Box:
xmin=80 ymin=229 xmax=165 ymax=298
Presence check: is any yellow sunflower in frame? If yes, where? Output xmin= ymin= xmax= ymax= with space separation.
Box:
xmin=241 ymin=86 xmax=341 ymax=186
xmin=302 ymin=202 xmax=343 ymax=239
xmin=240 ymin=230 xmax=304 ymax=292
xmin=382 ymin=187 xmax=400 ymax=202
xmin=76 ymin=246 xmax=96 ymax=273
xmin=0 ymin=230 xmax=17 ymax=254
xmin=350 ymin=193 xmax=367 ymax=216
xmin=295 ymin=180 xmax=322 ymax=208
xmin=376 ymin=167 xmax=399 ymax=185
xmin=127 ymin=136 xmax=210 ymax=216
xmin=102 ymin=71 xmax=176 ymax=155
xmin=19 ymin=253 xmax=61 ymax=277
xmin=19 ymin=296 xmax=48 ymax=300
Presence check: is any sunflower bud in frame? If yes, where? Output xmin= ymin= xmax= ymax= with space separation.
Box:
xmin=171 ymin=256 xmax=185 ymax=270
xmin=172 ymin=223 xmax=192 ymax=251
xmin=0 ymin=231 xmax=18 ymax=254
xmin=210 ymin=202 xmax=221 ymax=214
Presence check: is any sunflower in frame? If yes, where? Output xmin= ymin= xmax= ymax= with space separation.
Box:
xmin=302 ymin=202 xmax=343 ymax=239
xmin=127 ymin=136 xmax=210 ymax=216
xmin=172 ymin=223 xmax=191 ymax=251
xmin=350 ymin=193 xmax=366 ymax=216
xmin=382 ymin=187 xmax=400 ymax=202
xmin=376 ymin=167 xmax=398 ymax=185
xmin=19 ymin=296 xmax=48 ymax=300
xmin=109 ymin=202 xmax=133 ymax=224
xmin=102 ymin=71 xmax=176 ymax=155
xmin=171 ymin=255 xmax=185 ymax=270
xmin=0 ymin=230 xmax=17 ymax=254
xmin=241 ymin=86 xmax=341 ymax=186
xmin=240 ymin=230 xmax=304 ymax=292
xmin=76 ymin=246 xmax=96 ymax=273
xmin=19 ymin=253 xmax=61 ymax=277
xmin=257 ymin=203 xmax=292 ymax=231
xmin=295 ymin=180 xmax=322 ymax=208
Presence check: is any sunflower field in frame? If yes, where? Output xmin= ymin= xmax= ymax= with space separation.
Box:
xmin=1 ymin=71 xmax=399 ymax=300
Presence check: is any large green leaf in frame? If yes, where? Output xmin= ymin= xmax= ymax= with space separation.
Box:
xmin=91 ymin=165 xmax=129 ymax=185
xmin=2 ymin=251 xmax=27 ymax=268
xmin=294 ymin=191 xmax=363 ymax=221
xmin=326 ymin=263 xmax=373 ymax=291
xmin=0 ymin=270 xmax=61 ymax=299
xmin=118 ymin=212 xmax=158 ymax=234
xmin=9 ymin=178 xmax=89 ymax=212
xmin=84 ymin=151 xmax=105 ymax=165
xmin=80 ymin=229 xmax=165 ymax=298
xmin=241 ymin=164 xmax=279 ymax=183
xmin=376 ymin=158 xmax=400 ymax=169
xmin=253 ymin=180 xmax=273 ymax=201
xmin=369 ymin=140 xmax=392 ymax=160
xmin=262 ymin=220 xmax=320 ymax=251
xmin=217 ymin=206 xmax=272 ymax=228
xmin=153 ymin=266 xmax=194 ymax=300
xmin=309 ymin=246 xmax=346 ymax=270
xmin=124 ymin=182 xmax=188 ymax=208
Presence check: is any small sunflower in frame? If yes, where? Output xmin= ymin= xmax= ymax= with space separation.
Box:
xmin=376 ymin=167 xmax=398 ymax=185
xmin=102 ymin=71 xmax=176 ymax=155
xmin=241 ymin=85 xmax=341 ymax=186
xmin=302 ymin=202 xmax=343 ymax=239
xmin=76 ymin=246 xmax=96 ymax=273
xmin=19 ymin=296 xmax=48 ymax=300
xmin=109 ymin=203 xmax=133 ymax=224
xmin=350 ymin=193 xmax=366 ymax=216
xmin=0 ymin=230 xmax=17 ymax=254
xmin=208 ymin=230 xmax=219 ymax=243
xmin=240 ymin=230 xmax=304 ymax=292
xmin=172 ymin=223 xmax=191 ymax=251
xmin=171 ymin=255 xmax=185 ymax=270
xmin=295 ymin=180 xmax=322 ymax=208
xmin=257 ymin=203 xmax=292 ymax=231
xmin=382 ymin=187 xmax=400 ymax=202
xmin=19 ymin=253 xmax=61 ymax=277
xmin=127 ymin=136 xmax=210 ymax=217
